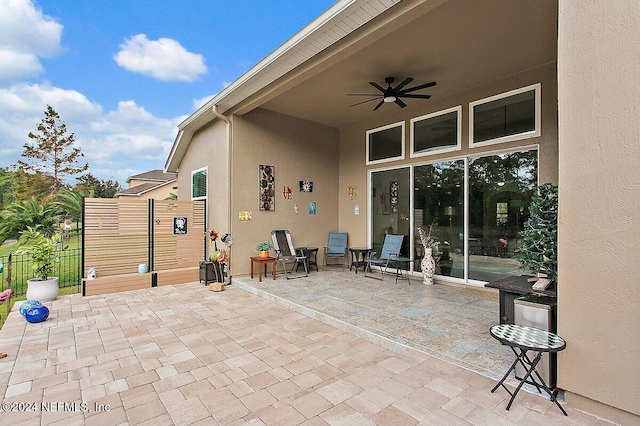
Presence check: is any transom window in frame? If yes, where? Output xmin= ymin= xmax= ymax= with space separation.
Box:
xmin=366 ymin=122 xmax=404 ymax=165
xmin=410 ymin=106 xmax=461 ymax=157
xmin=191 ymin=167 xmax=207 ymax=200
xmin=469 ymin=83 xmax=541 ymax=148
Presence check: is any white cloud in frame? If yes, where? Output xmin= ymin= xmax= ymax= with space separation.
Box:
xmin=0 ymin=0 xmax=63 ymax=80
xmin=114 ymin=34 xmax=207 ymax=82
xmin=0 ymin=83 xmax=180 ymax=185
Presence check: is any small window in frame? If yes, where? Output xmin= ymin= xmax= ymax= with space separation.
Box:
xmin=366 ymin=122 xmax=404 ymax=165
xmin=191 ymin=167 xmax=207 ymax=200
xmin=410 ymin=106 xmax=461 ymax=157
xmin=469 ymin=83 xmax=541 ymax=148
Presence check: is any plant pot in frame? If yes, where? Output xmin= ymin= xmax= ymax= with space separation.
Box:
xmin=420 ymin=248 xmax=436 ymax=285
xmin=26 ymin=277 xmax=59 ymax=302
xmin=258 ymin=250 xmax=269 ymax=258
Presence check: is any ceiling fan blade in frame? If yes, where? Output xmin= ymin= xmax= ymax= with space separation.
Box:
xmin=394 ymin=77 xmax=413 ymax=92
xmin=347 ymin=93 xmax=383 ymax=97
xmin=395 ymin=98 xmax=407 ymax=108
xmin=349 ymin=97 xmax=382 ymax=107
xmin=369 ymin=81 xmax=386 ymax=92
xmin=372 ymin=100 xmax=385 ymax=111
xmin=400 ymin=81 xmax=437 ymax=93
xmin=399 ymin=94 xmax=432 ymax=99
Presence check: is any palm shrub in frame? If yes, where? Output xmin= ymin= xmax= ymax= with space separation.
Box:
xmin=15 ymin=227 xmax=60 ymax=280
xmin=514 ymin=183 xmax=558 ymax=281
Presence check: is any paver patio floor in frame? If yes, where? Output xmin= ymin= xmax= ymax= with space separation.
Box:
xmin=0 ymin=276 xmax=611 ymax=425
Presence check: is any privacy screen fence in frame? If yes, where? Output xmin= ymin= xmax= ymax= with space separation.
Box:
xmin=82 ymin=198 xmax=206 ymax=296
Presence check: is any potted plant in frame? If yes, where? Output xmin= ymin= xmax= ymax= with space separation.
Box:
xmin=256 ymin=242 xmax=272 ymax=258
xmin=15 ymin=226 xmax=60 ymax=302
xmin=514 ymin=183 xmax=558 ymax=284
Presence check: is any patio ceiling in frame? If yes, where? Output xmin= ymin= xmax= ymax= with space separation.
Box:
xmin=240 ymin=0 xmax=558 ymax=129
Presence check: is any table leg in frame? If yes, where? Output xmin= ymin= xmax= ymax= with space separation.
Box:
xmin=258 ymin=261 xmax=263 ymax=282
xmin=250 ymin=260 xmax=255 ymax=279
xmin=272 ymin=260 xmax=276 ymax=280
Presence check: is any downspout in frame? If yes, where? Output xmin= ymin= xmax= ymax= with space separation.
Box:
xmin=212 ymin=104 xmax=232 ymax=283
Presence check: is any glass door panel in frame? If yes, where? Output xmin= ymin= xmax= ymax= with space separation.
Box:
xmin=414 ymin=160 xmax=465 ymax=278
xmin=468 ymin=149 xmax=538 ymax=281
xmin=371 ymin=168 xmax=411 ymax=260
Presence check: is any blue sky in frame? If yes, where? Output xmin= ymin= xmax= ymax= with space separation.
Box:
xmin=0 ymin=0 xmax=336 ymax=185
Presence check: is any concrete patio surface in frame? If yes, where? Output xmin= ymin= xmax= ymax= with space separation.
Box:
xmin=0 ymin=275 xmax=613 ymax=425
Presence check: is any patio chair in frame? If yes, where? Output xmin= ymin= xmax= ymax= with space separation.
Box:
xmin=323 ymin=232 xmax=348 ymax=270
xmin=364 ymin=234 xmax=404 ymax=280
xmin=271 ymin=230 xmax=308 ymax=279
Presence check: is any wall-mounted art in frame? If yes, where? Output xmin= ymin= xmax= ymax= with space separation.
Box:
xmin=390 ymin=181 xmax=398 ymax=213
xmin=283 ymin=186 xmax=292 ymax=200
xmin=381 ymin=192 xmax=390 ymax=215
xmin=308 ymin=201 xmax=317 ymax=215
xmin=173 ymin=217 xmax=187 ymax=235
xmin=300 ymin=180 xmax=313 ymax=193
xmin=259 ymin=165 xmax=275 ymax=211
xmin=239 ymin=211 xmax=253 ymax=221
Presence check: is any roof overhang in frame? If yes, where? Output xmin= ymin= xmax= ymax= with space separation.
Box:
xmin=165 ymin=0 xmax=558 ymax=172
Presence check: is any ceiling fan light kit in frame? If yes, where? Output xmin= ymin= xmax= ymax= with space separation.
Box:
xmin=348 ymin=76 xmax=436 ymax=111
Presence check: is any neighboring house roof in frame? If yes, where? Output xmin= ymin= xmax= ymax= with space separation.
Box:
xmin=127 ymin=169 xmax=177 ymax=184
xmin=116 ymin=180 xmax=177 ymax=197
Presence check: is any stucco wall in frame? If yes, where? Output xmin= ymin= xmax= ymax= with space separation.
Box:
xmin=230 ymin=108 xmax=340 ymax=275
xmin=557 ymin=0 xmax=640 ymax=421
xmin=177 ymin=119 xmax=230 ymax=253
xmin=339 ymin=64 xmax=559 ymax=246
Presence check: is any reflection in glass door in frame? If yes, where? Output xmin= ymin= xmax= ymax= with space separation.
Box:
xmin=371 ymin=168 xmax=410 ymax=259
xmin=370 ymin=148 xmax=538 ymax=284
xmin=468 ymin=149 xmax=538 ymax=282
xmin=413 ymin=160 xmax=465 ymax=279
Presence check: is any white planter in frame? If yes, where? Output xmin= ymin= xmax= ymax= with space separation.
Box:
xmin=26 ymin=277 xmax=59 ymax=302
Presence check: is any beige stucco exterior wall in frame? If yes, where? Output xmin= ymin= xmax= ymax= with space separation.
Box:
xmin=339 ymin=64 xmax=559 ymax=246
xmin=557 ymin=0 xmax=640 ymax=422
xmin=177 ymin=119 xmax=230 ymax=259
xmin=229 ymin=108 xmax=340 ymax=275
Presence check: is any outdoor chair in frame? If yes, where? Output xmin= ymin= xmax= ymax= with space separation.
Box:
xmin=364 ymin=234 xmax=404 ymax=280
xmin=323 ymin=232 xmax=348 ymax=270
xmin=271 ymin=230 xmax=308 ymax=279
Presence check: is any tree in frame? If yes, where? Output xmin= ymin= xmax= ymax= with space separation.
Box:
xmin=75 ymin=173 xmax=123 ymax=198
xmin=17 ymin=105 xmax=88 ymax=193
xmin=11 ymin=168 xmax=56 ymax=202
xmin=0 ymin=167 xmax=15 ymax=208
xmin=514 ymin=183 xmax=558 ymax=280
xmin=0 ymin=197 xmax=57 ymax=244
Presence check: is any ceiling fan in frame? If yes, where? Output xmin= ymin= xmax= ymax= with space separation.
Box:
xmin=348 ymin=76 xmax=436 ymax=111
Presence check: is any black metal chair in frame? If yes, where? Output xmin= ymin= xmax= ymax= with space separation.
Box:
xmin=271 ymin=230 xmax=308 ymax=279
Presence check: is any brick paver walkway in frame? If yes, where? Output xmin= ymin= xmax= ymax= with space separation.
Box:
xmin=0 ymin=283 xmax=610 ymax=425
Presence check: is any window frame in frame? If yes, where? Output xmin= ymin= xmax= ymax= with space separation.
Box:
xmin=469 ymin=83 xmax=541 ymax=148
xmin=366 ymin=121 xmax=405 ymax=165
xmin=191 ymin=167 xmax=208 ymax=200
xmin=410 ymin=105 xmax=462 ymax=158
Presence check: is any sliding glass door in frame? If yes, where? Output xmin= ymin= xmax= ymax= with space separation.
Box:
xmin=370 ymin=147 xmax=538 ymax=284
xmin=414 ymin=160 xmax=464 ymax=278
xmin=371 ymin=168 xmax=410 ymax=257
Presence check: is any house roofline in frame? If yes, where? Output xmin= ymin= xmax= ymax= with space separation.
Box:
xmin=165 ymin=0 xmax=403 ymax=172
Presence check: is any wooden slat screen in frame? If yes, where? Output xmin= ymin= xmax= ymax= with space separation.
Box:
xmin=83 ymin=198 xmax=205 ymax=278
xmin=153 ymin=200 xmax=206 ymax=271
xmin=84 ymin=198 xmax=149 ymax=277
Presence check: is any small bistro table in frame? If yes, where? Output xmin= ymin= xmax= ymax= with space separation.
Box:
xmin=490 ymin=323 xmax=567 ymax=416
xmin=348 ymin=248 xmax=371 ymax=273
xmin=250 ymin=256 xmax=277 ymax=282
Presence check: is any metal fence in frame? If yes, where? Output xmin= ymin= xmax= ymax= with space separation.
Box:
xmin=0 ymin=248 xmax=82 ymax=297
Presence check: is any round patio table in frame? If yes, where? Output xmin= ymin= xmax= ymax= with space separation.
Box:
xmin=490 ymin=323 xmax=567 ymax=416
